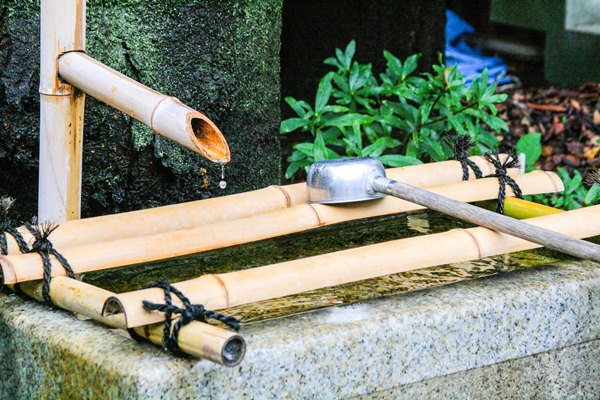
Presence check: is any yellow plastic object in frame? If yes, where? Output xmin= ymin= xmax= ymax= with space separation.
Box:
xmin=478 ymin=197 xmax=563 ymax=219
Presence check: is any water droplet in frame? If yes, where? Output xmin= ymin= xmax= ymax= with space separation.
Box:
xmin=218 ymin=165 xmax=227 ymax=189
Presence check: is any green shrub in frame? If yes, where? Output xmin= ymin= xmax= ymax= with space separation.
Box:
xmin=516 ymin=133 xmax=599 ymax=208
xmin=280 ymin=40 xmax=508 ymax=179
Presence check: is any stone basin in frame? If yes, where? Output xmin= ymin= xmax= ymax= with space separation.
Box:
xmin=1 ymin=211 xmax=599 ymax=398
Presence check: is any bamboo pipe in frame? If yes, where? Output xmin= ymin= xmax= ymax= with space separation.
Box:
xmin=16 ymin=277 xmax=245 ymax=366
xmin=0 ymin=171 xmax=561 ymax=284
xmin=58 ymin=52 xmax=230 ymax=164
xmin=2 ymin=156 xmax=515 ymax=255
xmin=39 ymin=0 xmax=86 ymax=222
xmin=104 ymin=205 xmax=600 ymax=328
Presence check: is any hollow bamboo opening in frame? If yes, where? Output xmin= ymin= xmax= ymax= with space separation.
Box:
xmin=190 ymin=117 xmax=230 ymax=164
xmin=222 ymin=336 xmax=246 ymax=367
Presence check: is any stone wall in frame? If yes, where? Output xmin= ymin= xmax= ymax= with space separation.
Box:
xmin=0 ymin=0 xmax=282 ymax=220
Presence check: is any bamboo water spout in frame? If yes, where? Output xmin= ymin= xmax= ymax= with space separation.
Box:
xmin=0 ymin=171 xmax=561 ymax=284
xmin=104 ymin=205 xmax=600 ymax=329
xmin=39 ymin=0 xmax=229 ymax=222
xmin=2 ymin=156 xmax=515 ymax=255
xmin=58 ymin=52 xmax=230 ymax=163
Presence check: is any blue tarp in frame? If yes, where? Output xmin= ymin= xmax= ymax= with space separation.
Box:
xmin=445 ymin=9 xmax=511 ymax=86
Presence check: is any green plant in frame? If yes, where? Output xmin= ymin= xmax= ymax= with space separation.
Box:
xmin=280 ymin=41 xmax=508 ymax=179
xmin=516 ymin=133 xmax=599 ymax=208
xmin=533 ymin=168 xmax=587 ymax=210
xmin=515 ymin=132 xmax=542 ymax=172
xmin=584 ymin=171 xmax=600 ymax=205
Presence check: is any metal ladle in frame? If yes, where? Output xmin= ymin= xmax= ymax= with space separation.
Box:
xmin=307 ymin=157 xmax=600 ymax=262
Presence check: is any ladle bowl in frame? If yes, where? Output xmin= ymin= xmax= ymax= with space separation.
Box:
xmin=307 ymin=157 xmax=385 ymax=204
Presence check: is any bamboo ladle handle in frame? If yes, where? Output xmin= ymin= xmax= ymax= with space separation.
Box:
xmin=372 ymin=177 xmax=600 ymax=263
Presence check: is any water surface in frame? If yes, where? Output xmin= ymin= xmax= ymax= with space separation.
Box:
xmin=82 ymin=210 xmax=585 ymax=324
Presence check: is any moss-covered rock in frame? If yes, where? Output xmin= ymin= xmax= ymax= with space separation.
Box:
xmin=0 ymin=0 xmax=282 ymax=220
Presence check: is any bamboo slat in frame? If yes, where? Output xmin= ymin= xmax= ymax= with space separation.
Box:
xmin=0 ymin=171 xmax=561 ymax=284
xmin=104 ymin=205 xmax=600 ymax=328
xmin=3 ymin=156 xmax=515 ymax=254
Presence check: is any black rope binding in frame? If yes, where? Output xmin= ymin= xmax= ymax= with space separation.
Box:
xmin=446 ymin=135 xmax=483 ymax=181
xmin=483 ymin=152 xmax=524 ymax=214
xmin=0 ymin=197 xmax=29 ymax=255
xmin=25 ymin=221 xmax=76 ymax=306
xmin=142 ymin=281 xmax=241 ymax=355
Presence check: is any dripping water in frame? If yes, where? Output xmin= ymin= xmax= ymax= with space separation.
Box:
xmin=219 ymin=164 xmax=227 ymax=189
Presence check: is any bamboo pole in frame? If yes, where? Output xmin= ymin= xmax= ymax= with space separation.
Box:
xmin=0 ymin=171 xmax=561 ymax=284
xmin=2 ymin=156 xmax=515 ymax=255
xmin=57 ymin=52 xmax=230 ymax=164
xmin=16 ymin=277 xmax=245 ymax=366
xmin=103 ymin=205 xmax=600 ymax=328
xmin=39 ymin=0 xmax=86 ymax=222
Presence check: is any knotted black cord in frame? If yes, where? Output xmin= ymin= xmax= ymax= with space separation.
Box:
xmin=483 ymin=152 xmax=524 ymax=214
xmin=446 ymin=135 xmax=483 ymax=181
xmin=25 ymin=222 xmax=76 ymax=306
xmin=142 ymin=281 xmax=240 ymax=355
xmin=0 ymin=197 xmax=29 ymax=255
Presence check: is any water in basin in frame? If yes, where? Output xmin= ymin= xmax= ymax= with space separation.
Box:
xmin=81 ymin=210 xmax=586 ymax=324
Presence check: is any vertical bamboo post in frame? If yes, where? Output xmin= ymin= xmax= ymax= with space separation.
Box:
xmin=39 ymin=0 xmax=86 ymax=222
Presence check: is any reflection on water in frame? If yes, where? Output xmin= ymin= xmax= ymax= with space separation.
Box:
xmin=82 ymin=210 xmax=585 ymax=324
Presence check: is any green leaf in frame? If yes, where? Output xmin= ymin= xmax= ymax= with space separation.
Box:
xmin=287 ymin=150 xmax=308 ymax=162
xmin=285 ymin=97 xmax=308 ymax=117
xmin=401 ymin=54 xmax=419 ymax=79
xmin=321 ymin=105 xmax=349 ymax=113
xmin=323 ymin=113 xmax=372 ymax=128
xmin=324 ymin=57 xmax=341 ymax=68
xmin=315 ymin=73 xmax=334 ymax=113
xmin=285 ymin=159 xmax=311 ymax=179
xmin=377 ymin=154 xmax=423 ymax=167
xmin=314 ymin=132 xmax=327 ymax=161
xmin=280 ymin=118 xmax=308 ymax=134
xmin=362 ymin=137 xmax=401 ymax=157
xmin=352 ymin=121 xmax=363 ymax=152
xmin=567 ymin=170 xmax=583 ymax=194
xmin=421 ymin=138 xmax=447 ymax=161
xmin=584 ymin=184 xmax=600 ymax=205
xmin=383 ymin=50 xmax=402 ymax=77
xmin=293 ymin=142 xmax=314 ymax=156
xmin=344 ymin=40 xmax=356 ymax=67
xmin=516 ymin=133 xmax=542 ymax=167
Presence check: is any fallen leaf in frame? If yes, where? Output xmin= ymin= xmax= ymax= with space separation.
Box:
xmin=526 ymin=102 xmax=565 ymax=112
xmin=583 ymin=146 xmax=600 ymax=159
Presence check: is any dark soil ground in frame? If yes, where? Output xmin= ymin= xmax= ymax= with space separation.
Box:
xmin=498 ymin=83 xmax=600 ymax=179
